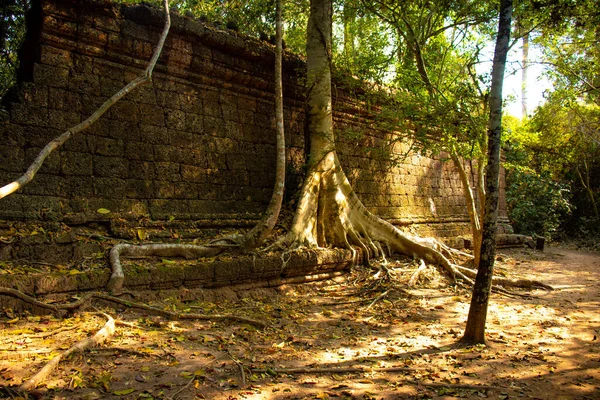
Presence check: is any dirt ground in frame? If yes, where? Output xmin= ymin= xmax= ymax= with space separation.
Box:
xmin=1 ymin=246 xmax=599 ymax=400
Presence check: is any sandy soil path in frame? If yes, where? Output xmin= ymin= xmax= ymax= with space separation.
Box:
xmin=1 ymin=246 xmax=599 ymax=399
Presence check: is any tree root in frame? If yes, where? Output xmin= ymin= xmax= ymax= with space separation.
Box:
xmin=19 ymin=313 xmax=115 ymax=391
xmin=408 ymin=259 xmax=428 ymax=287
xmin=454 ymin=265 xmax=553 ymax=290
xmin=0 ymin=287 xmax=62 ymax=314
xmin=274 ymin=152 xmax=553 ymax=294
xmin=107 ymin=241 xmax=238 ymax=293
xmin=0 ymin=287 xmax=266 ymax=329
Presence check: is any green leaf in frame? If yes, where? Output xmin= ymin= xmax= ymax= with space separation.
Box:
xmin=113 ymin=388 xmax=136 ymax=396
xmin=96 ymin=208 xmax=111 ymax=214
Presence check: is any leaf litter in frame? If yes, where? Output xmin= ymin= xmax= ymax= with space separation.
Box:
xmin=0 ymin=247 xmax=599 ymax=399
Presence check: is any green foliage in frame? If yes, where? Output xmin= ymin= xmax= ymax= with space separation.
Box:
xmin=332 ymin=0 xmax=395 ymax=83
xmin=505 ymin=148 xmax=572 ymax=239
xmin=504 ymin=96 xmax=600 ymax=240
xmin=0 ymin=0 xmax=28 ymax=99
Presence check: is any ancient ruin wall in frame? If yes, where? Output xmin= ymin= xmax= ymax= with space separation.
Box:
xmin=0 ymin=0 xmax=510 ymax=244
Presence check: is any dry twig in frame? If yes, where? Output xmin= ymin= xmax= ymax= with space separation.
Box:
xmin=0 ymin=287 xmax=267 ymax=329
xmin=19 ymin=313 xmax=115 ymax=391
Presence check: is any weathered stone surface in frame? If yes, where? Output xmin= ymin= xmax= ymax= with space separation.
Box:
xmin=0 ymin=0 xmax=513 ymax=247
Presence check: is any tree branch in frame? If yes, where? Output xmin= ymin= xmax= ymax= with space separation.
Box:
xmin=0 ymin=0 xmax=172 ymax=200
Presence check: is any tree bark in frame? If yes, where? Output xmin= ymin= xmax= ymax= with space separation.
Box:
xmin=575 ymin=161 xmax=599 ymax=219
xmin=242 ymin=0 xmax=286 ymax=249
xmin=452 ymin=152 xmax=482 ymax=265
xmin=521 ymin=31 xmax=529 ymax=118
xmin=462 ymin=0 xmax=512 ymax=345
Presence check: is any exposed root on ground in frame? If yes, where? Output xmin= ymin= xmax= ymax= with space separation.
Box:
xmin=0 ymin=288 xmax=266 ymax=328
xmin=273 ymin=152 xmax=552 ymax=293
xmin=409 ymin=259 xmax=429 ymax=287
xmin=107 ymin=237 xmax=242 ymax=293
xmin=19 ymin=313 xmax=115 ymax=391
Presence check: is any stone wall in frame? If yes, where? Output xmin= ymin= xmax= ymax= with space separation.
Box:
xmin=0 ymin=0 xmax=510 ymax=245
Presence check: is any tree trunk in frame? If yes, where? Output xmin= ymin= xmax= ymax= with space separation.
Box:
xmin=451 ymin=152 xmax=482 ymax=265
xmin=462 ymin=0 xmax=512 ymax=345
xmin=242 ymin=0 xmax=286 ymax=249
xmin=521 ymin=31 xmax=529 ymax=118
xmin=575 ymin=161 xmax=599 ymax=219
xmin=274 ymin=0 xmax=550 ymax=295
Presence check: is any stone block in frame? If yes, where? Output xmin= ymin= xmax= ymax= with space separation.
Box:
xmin=107 ymin=120 xmax=140 ymax=142
xmin=60 ymin=176 xmax=94 ymax=197
xmin=19 ymin=83 xmax=49 ymax=108
xmin=140 ymin=124 xmax=169 ymax=144
xmin=173 ymin=182 xmax=198 ymax=200
xmin=125 ymin=141 xmax=154 ymax=161
xmin=184 ymin=113 xmax=204 ymax=134
xmin=20 ymin=174 xmax=61 ymax=197
xmin=152 ymin=145 xmax=173 ymax=162
xmin=179 ymin=91 xmax=203 ymax=114
xmin=0 ymin=146 xmax=25 ymax=172
xmin=132 ymin=39 xmax=153 ymax=59
xmin=154 ymin=181 xmax=175 ymax=198
xmin=128 ymin=160 xmax=155 ymax=180
xmin=93 ymin=155 xmax=129 ymax=178
xmin=110 ymin=100 xmax=139 ymax=122
xmin=61 ymin=151 xmax=93 ymax=176
xmin=20 ymin=195 xmax=63 ymax=221
xmin=68 ymin=72 xmax=100 ymax=94
xmin=155 ymin=89 xmax=181 ymax=110
xmin=48 ymin=109 xmax=81 ymax=131
xmin=0 ymin=123 xmax=24 ymax=147
xmin=203 ymin=100 xmax=222 ymax=118
xmin=33 ymin=64 xmax=69 ymax=88
xmin=165 ymin=109 xmax=186 ymax=130
xmin=170 ymin=130 xmax=195 ymax=149
xmin=99 ymin=76 xmax=127 ymax=97
xmin=121 ymin=19 xmax=153 ymax=41
xmin=139 ymin=103 xmax=165 ymax=127
xmin=129 ymin=85 xmax=157 ymax=105
xmin=203 ymin=116 xmax=227 ymax=138
xmin=213 ymin=137 xmax=237 ymax=154
xmin=40 ymin=45 xmax=73 ymax=68
xmin=93 ymin=137 xmax=124 ymax=157
xmin=0 ymin=189 xmax=23 ymax=219
xmin=10 ymin=103 xmax=49 ymax=128
xmin=154 ymin=161 xmax=180 ymax=182
xmin=80 ymin=94 xmax=107 ymax=117
xmin=178 ymin=149 xmax=208 ymax=167
xmin=196 ymin=184 xmax=218 ymax=200
xmin=206 ymin=153 xmax=228 ymax=170
xmin=93 ymin=177 xmax=127 ymax=198
xmin=48 ymin=87 xmax=81 ymax=111
xmin=181 ymin=164 xmax=206 ymax=183
xmin=226 ymin=154 xmax=246 ymax=170
xmin=238 ymin=109 xmax=255 ymax=125
xmin=126 ymin=179 xmax=154 ymax=199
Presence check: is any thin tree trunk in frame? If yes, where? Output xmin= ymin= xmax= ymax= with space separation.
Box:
xmin=462 ymin=0 xmax=512 ymax=345
xmin=242 ymin=0 xmax=286 ymax=249
xmin=521 ymin=32 xmax=529 ymax=118
xmin=576 ymin=161 xmax=599 ymax=219
xmin=451 ymin=152 xmax=482 ymax=265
